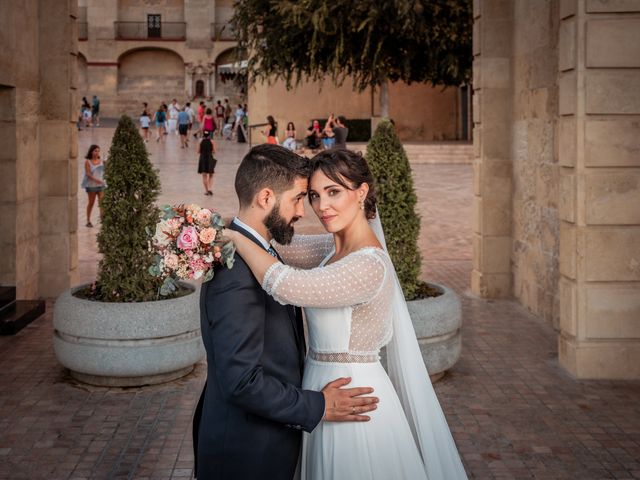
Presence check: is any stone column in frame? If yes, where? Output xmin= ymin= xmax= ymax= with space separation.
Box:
xmin=38 ymin=0 xmax=78 ymax=297
xmin=471 ymin=0 xmax=514 ymax=298
xmin=557 ymin=0 xmax=640 ymax=379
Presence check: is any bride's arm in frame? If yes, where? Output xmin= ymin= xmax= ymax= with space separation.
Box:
xmin=226 ymin=230 xmax=385 ymax=308
xmin=273 ymin=233 xmax=334 ymax=268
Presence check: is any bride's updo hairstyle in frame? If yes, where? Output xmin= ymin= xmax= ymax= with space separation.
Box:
xmin=310 ymin=148 xmax=377 ymax=220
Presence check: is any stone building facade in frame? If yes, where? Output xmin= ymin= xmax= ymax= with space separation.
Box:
xmin=1 ymin=0 xmax=78 ymax=299
xmin=77 ymin=0 xmax=469 ymax=141
xmin=472 ymin=0 xmax=640 ymax=379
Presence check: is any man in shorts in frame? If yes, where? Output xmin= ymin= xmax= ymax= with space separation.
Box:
xmin=178 ymin=107 xmax=191 ymax=148
xmin=214 ymin=100 xmax=225 ymax=137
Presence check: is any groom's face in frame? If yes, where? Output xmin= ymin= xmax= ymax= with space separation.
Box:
xmin=264 ymin=177 xmax=308 ymax=244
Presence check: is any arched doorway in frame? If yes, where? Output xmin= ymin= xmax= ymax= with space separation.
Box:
xmin=213 ymin=48 xmax=247 ymax=104
xmin=195 ymin=80 xmax=205 ymax=98
xmin=76 ymin=53 xmax=89 ymax=100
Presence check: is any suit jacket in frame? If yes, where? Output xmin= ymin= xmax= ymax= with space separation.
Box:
xmin=193 ymin=223 xmax=325 ymax=480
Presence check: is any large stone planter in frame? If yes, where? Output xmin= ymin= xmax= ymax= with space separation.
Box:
xmin=407 ymin=283 xmax=462 ymax=382
xmin=53 ymin=284 xmax=204 ymax=387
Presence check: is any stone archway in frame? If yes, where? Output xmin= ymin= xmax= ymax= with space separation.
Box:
xmin=213 ymin=48 xmax=246 ymax=104
xmin=117 ymin=47 xmax=185 ymax=113
xmin=77 ymin=53 xmax=89 ymax=100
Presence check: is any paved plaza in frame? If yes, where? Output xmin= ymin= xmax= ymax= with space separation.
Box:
xmin=0 ymin=125 xmax=639 ymax=479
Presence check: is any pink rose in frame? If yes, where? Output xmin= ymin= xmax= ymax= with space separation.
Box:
xmin=196 ymin=209 xmax=212 ymax=226
xmin=177 ymin=226 xmax=199 ymax=250
xmin=163 ymin=253 xmax=179 ymax=270
xmin=199 ymin=227 xmax=216 ymax=244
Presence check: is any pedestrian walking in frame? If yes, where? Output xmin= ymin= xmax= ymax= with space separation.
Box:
xmin=197 ymin=131 xmax=217 ymax=196
xmin=223 ymin=98 xmax=231 ymax=125
xmin=139 ymin=110 xmax=151 ymax=142
xmin=178 ymin=107 xmax=191 ymax=148
xmin=91 ymin=95 xmax=100 ymax=127
xmin=202 ymin=108 xmax=215 ymax=137
xmin=214 ymin=100 xmax=225 ymax=136
xmin=155 ymin=105 xmax=167 ymax=142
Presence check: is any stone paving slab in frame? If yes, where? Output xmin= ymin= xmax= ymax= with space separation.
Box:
xmin=0 ymin=127 xmax=638 ymax=479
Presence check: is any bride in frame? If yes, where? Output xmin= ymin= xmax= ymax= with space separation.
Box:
xmin=224 ymin=149 xmax=467 ymax=479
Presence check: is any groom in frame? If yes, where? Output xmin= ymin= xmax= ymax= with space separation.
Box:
xmin=193 ymin=144 xmax=378 ymax=479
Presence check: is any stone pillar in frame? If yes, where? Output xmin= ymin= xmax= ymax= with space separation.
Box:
xmin=557 ymin=0 xmax=640 ymax=379
xmin=38 ymin=0 xmax=78 ymax=297
xmin=471 ymin=0 xmax=514 ymax=298
xmin=86 ymin=0 xmax=118 ymax=117
xmin=0 ymin=0 xmax=41 ymax=300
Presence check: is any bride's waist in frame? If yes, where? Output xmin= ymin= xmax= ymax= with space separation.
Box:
xmin=307 ymin=350 xmax=379 ymax=364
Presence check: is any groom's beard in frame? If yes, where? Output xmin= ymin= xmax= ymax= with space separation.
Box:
xmin=264 ymin=203 xmax=298 ymax=245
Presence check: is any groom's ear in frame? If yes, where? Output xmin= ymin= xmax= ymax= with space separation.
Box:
xmin=255 ymin=187 xmax=276 ymax=210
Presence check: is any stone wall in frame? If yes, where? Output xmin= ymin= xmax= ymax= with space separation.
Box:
xmin=0 ymin=0 xmax=78 ymax=299
xmin=249 ymin=79 xmax=463 ymax=143
xmin=511 ymin=0 xmax=560 ymax=326
xmin=473 ymin=0 xmax=640 ymax=379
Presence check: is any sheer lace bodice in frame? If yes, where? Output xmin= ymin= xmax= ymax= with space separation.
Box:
xmin=273 ymin=234 xmax=334 ymax=269
xmin=262 ymin=247 xmax=394 ymax=361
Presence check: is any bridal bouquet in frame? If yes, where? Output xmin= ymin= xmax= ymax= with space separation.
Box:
xmin=148 ymin=204 xmax=235 ymax=296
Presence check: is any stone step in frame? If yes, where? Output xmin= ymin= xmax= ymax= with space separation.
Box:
xmin=350 ymin=142 xmax=473 ymax=164
xmin=0 ymin=299 xmax=46 ymax=335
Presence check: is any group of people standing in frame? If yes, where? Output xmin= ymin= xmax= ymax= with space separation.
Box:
xmin=261 ymin=113 xmax=349 ymax=153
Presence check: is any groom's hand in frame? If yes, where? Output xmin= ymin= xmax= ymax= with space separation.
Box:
xmin=321 ymin=377 xmax=379 ymax=422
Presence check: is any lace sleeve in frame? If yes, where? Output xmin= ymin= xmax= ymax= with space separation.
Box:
xmin=272 ymin=234 xmax=334 ymax=269
xmin=262 ymin=249 xmax=386 ymax=308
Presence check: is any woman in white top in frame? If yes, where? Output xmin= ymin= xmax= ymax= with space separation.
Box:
xmin=224 ymin=149 xmax=468 ymax=480
xmin=81 ymin=144 xmax=106 ymax=228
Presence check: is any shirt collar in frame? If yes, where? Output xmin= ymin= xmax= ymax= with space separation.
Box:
xmin=232 ymin=217 xmax=270 ymax=250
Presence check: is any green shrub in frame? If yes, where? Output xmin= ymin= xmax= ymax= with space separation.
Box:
xmin=93 ymin=115 xmax=163 ymax=302
xmin=366 ymin=119 xmax=422 ymax=300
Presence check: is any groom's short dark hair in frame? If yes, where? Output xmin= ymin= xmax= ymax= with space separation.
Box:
xmin=235 ymin=144 xmax=312 ymax=208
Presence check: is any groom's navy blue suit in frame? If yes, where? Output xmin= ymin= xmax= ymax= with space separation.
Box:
xmin=193 ymin=222 xmax=325 ymax=479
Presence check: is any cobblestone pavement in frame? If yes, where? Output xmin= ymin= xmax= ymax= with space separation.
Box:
xmin=0 ymin=126 xmax=638 ymax=479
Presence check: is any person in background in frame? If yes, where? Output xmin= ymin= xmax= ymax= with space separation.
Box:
xmin=81 ymin=144 xmax=105 ymax=228
xmin=202 ymin=108 xmax=215 ymax=138
xmin=139 ymin=110 xmax=151 ymax=142
xmin=282 ymin=121 xmax=297 ymax=151
xmin=155 ymin=104 xmax=167 ymax=142
xmin=262 ymin=115 xmax=278 ymax=144
xmin=305 ymin=119 xmax=322 ymax=150
xmin=333 ymin=115 xmax=349 ymax=149
xmin=322 ymin=114 xmax=336 ymax=149
xmin=91 ymin=95 xmax=100 ymax=127
xmin=223 ymin=98 xmax=231 ymax=125
xmin=178 ymin=106 xmax=191 ymax=148
xmin=185 ymin=102 xmax=196 ymax=138
xmin=233 ymin=104 xmax=245 ymax=139
xmin=195 ymin=101 xmax=206 ymax=139
xmin=214 ymin=100 xmax=225 ymax=137
xmin=197 ymin=131 xmax=217 ymax=196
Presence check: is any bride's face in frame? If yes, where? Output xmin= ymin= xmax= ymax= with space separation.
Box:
xmin=308 ymin=170 xmax=366 ymax=233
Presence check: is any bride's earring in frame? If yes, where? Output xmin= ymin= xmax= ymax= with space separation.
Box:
xmin=359 ymin=199 xmax=365 ymax=210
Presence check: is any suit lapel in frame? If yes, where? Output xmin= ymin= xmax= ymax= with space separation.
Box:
xmin=230 ymin=222 xmax=305 ymax=360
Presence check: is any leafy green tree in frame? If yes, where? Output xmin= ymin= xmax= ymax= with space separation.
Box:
xmin=232 ymin=0 xmax=472 ymax=116
xmin=94 ymin=116 xmax=162 ymax=302
xmin=366 ymin=119 xmax=422 ymax=299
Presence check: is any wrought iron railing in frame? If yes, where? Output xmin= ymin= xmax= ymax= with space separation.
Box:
xmin=210 ymin=23 xmax=236 ymax=41
xmin=114 ymin=22 xmax=186 ymax=40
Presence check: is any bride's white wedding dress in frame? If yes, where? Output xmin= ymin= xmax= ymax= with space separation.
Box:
xmin=268 ymin=229 xmax=467 ymax=480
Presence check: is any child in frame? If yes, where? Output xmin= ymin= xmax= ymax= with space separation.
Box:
xmin=139 ymin=110 xmax=151 ymax=142
xmin=197 ymin=131 xmax=217 ymax=196
xmin=82 ymin=106 xmax=92 ymax=128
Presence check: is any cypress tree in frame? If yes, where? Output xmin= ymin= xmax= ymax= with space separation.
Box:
xmin=366 ymin=120 xmax=422 ymax=300
xmin=94 ymin=115 xmax=162 ymax=302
